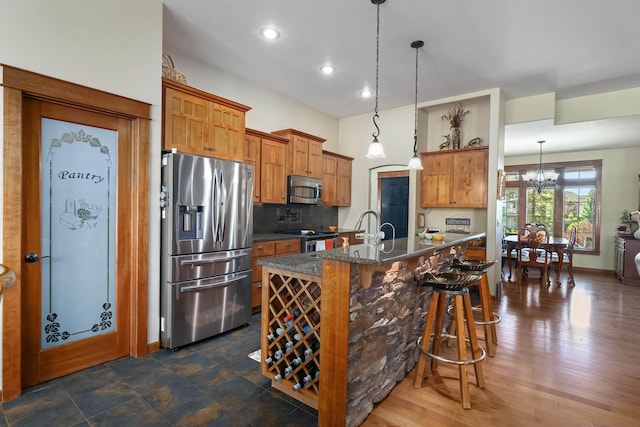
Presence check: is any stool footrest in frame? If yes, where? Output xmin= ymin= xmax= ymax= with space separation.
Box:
xmin=471 ymin=306 xmax=502 ymax=325
xmin=417 ymin=336 xmax=487 ymax=366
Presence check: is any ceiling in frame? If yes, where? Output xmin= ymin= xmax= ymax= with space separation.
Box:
xmin=162 ymin=0 xmax=640 ymax=156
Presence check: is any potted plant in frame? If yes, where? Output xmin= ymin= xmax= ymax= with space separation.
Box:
xmin=442 ymin=103 xmax=470 ymax=149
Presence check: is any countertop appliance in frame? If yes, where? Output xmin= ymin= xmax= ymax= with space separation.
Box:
xmin=287 ymin=175 xmax=322 ymax=205
xmin=278 ymin=230 xmax=338 ymax=252
xmin=160 ymin=153 xmax=253 ymax=349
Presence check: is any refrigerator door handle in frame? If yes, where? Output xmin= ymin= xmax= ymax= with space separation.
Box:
xmin=180 ymin=273 xmax=248 ymax=292
xmin=179 ymin=251 xmax=250 ymax=266
xmin=210 ymin=168 xmax=219 ymax=243
xmin=217 ymin=169 xmax=227 ymax=242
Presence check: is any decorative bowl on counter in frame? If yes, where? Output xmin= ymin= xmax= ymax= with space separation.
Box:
xmin=329 ymin=226 xmax=337 ymax=232
xmin=432 ymin=233 xmax=445 ymax=241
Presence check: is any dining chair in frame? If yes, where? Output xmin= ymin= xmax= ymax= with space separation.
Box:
xmin=551 ymin=226 xmax=577 ymax=286
xmin=516 ymin=224 xmax=551 ymax=286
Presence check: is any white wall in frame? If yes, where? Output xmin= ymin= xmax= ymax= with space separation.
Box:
xmin=338 ymin=104 xmax=415 ymax=229
xmin=0 ymin=0 xmax=163 ymax=383
xmin=505 ymin=146 xmax=640 ymax=270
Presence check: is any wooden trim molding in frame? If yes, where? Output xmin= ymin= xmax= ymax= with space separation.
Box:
xmin=1 ymin=65 xmax=150 ymax=400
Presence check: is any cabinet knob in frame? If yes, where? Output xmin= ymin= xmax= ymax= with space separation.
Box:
xmin=258 ymin=246 xmax=264 ymax=250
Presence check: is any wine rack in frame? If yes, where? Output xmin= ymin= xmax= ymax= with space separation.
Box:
xmin=261 ymin=267 xmax=321 ymax=408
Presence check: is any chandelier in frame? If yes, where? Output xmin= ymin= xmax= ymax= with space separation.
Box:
xmin=522 ymin=140 xmax=559 ymax=193
xmin=366 ymin=0 xmax=386 ymax=159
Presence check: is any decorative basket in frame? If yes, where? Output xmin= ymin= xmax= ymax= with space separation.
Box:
xmin=162 ymin=53 xmax=187 ymax=84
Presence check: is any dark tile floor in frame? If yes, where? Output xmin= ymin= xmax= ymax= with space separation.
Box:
xmin=0 ymin=314 xmax=318 ymax=427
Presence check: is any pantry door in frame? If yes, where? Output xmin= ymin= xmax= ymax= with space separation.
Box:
xmin=1 ymin=66 xmax=150 ymax=399
xmin=21 ymin=99 xmax=132 ymax=387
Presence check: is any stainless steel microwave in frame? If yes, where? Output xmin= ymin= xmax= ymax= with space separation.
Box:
xmin=287 ymin=175 xmax=322 ymax=205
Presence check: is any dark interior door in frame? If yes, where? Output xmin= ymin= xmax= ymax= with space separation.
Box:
xmin=380 ymin=176 xmax=409 ymax=239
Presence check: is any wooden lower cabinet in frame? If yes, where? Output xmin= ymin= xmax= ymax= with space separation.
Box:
xmin=251 ymin=239 xmax=301 ymax=311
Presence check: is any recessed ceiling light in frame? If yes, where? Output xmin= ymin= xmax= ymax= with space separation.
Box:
xmin=361 ymin=88 xmax=372 ymax=98
xmin=261 ymin=27 xmax=280 ymax=40
xmin=321 ymin=65 xmax=334 ymax=75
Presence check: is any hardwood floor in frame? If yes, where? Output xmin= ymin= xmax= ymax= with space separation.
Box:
xmin=363 ymin=268 xmax=640 ymax=427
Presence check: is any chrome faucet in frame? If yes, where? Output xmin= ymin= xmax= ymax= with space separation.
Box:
xmin=354 ymin=209 xmax=380 ymax=244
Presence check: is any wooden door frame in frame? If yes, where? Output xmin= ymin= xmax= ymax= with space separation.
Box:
xmin=1 ymin=66 xmax=150 ymax=401
xmin=377 ymin=170 xmax=410 ymax=215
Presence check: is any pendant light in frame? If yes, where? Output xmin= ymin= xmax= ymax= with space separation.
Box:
xmin=521 ymin=140 xmax=559 ymax=193
xmin=366 ymin=0 xmax=386 ymax=159
xmin=407 ymin=40 xmax=424 ymax=170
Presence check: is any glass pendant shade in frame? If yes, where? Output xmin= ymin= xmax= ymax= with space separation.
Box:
xmin=366 ymin=137 xmax=385 ymax=159
xmin=408 ymin=153 xmax=423 ymax=169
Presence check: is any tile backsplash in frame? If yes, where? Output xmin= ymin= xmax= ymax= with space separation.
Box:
xmin=253 ymin=204 xmax=338 ymax=234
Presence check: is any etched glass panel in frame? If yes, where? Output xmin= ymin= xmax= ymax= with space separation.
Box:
xmin=41 ymin=118 xmax=117 ymax=349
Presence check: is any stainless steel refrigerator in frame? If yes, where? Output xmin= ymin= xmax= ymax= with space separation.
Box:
xmin=160 ymin=152 xmax=253 ymax=349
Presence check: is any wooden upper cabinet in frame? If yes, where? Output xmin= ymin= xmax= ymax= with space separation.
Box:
xmin=260 ymin=135 xmax=288 ymax=204
xmin=207 ymin=102 xmax=245 ymax=161
xmin=243 ymin=130 xmax=261 ymax=203
xmin=322 ymin=154 xmax=338 ymax=206
xmin=322 ymin=151 xmax=353 ymax=207
xmin=336 ymin=156 xmax=352 ymax=206
xmin=162 ymin=78 xmax=250 ymax=160
xmin=420 ymin=146 xmax=488 ymax=208
xmin=272 ymin=129 xmax=326 ymax=179
xmin=244 ymin=128 xmax=289 ymax=204
xmin=163 ymin=87 xmax=206 ymax=154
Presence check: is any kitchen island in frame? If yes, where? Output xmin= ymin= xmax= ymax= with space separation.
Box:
xmin=259 ymin=232 xmax=486 ymax=427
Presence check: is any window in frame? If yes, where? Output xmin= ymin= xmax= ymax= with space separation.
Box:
xmin=503 ymin=160 xmax=601 ymax=255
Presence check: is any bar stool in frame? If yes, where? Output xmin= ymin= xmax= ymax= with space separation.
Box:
xmin=452 ymin=259 xmax=501 ymax=357
xmin=414 ymin=271 xmax=486 ymax=409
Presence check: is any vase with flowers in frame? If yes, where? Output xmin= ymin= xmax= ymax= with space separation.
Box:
xmin=442 ymin=103 xmax=470 ymax=150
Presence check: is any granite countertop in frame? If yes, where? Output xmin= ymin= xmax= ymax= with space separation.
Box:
xmin=257 ymin=252 xmax=323 ymax=277
xmin=258 ymin=232 xmax=486 ymax=276
xmin=253 ymin=229 xmax=362 ymax=243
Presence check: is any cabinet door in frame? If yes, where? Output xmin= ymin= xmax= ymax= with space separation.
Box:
xmin=260 ymin=138 xmax=287 ymax=204
xmin=322 ymin=154 xmax=337 ymax=206
xmin=453 ymin=149 xmax=488 ymax=208
xmin=336 ymin=157 xmax=352 ymax=206
xmin=207 ymin=102 xmax=245 ymax=161
xmin=290 ymin=135 xmax=309 ymax=176
xmin=307 ymin=140 xmax=324 ymax=179
xmin=163 ymin=87 xmax=206 ymax=154
xmin=243 ymin=133 xmax=261 ymax=203
xmin=421 ymin=152 xmax=453 ymax=207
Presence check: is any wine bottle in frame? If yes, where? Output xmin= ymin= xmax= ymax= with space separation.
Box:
xmin=284 ymin=365 xmax=293 ymax=377
xmin=265 ymin=356 xmax=273 ymax=364
xmin=283 ymin=314 xmax=294 ymax=323
xmin=266 ymin=332 xmax=275 ymax=341
xmin=291 ymin=356 xmax=302 ymax=366
xmin=274 ymin=349 xmax=283 ymax=360
xmin=274 ymin=372 xmax=283 ymax=381
xmin=293 ymin=308 xmax=302 ymax=318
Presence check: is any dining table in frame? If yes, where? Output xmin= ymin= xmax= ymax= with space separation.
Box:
xmin=503 ymin=234 xmax=570 ymax=282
